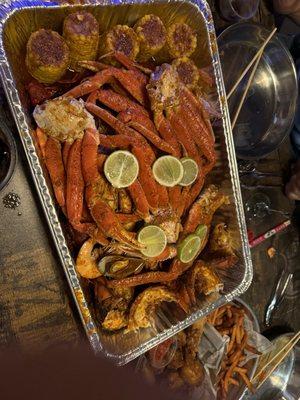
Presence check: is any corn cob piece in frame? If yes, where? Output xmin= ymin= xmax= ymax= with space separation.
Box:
xmin=103 ymin=25 xmax=140 ymax=61
xmin=63 ymin=11 xmax=99 ymax=71
xmin=167 ymin=23 xmax=197 ymax=58
xmin=172 ymin=57 xmax=199 ymax=89
xmin=134 ymin=14 xmax=166 ymax=60
xmin=26 ymin=29 xmax=69 ymax=84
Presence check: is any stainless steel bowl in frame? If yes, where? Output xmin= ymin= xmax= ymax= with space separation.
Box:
xmin=218 ymin=23 xmax=298 ymax=159
xmin=249 ymin=333 xmax=300 ymax=400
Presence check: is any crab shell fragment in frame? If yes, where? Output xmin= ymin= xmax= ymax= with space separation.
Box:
xmin=33 ymin=97 xmax=96 ymax=142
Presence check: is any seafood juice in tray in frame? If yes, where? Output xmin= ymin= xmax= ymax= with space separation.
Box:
xmin=0 ymin=0 xmax=252 ymax=364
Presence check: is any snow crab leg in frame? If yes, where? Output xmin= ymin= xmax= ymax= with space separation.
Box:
xmin=86 ymin=88 xmax=148 ymax=116
xmin=126 ymin=120 xmax=177 ymax=155
xmin=85 ymin=102 xmax=155 ymax=159
xmin=81 ymin=51 xmax=151 ymax=83
xmin=183 ymin=185 xmax=230 ymax=236
xmin=85 ymin=104 xmax=170 ymax=211
xmin=66 ymin=138 xmax=96 ymax=236
xmin=117 ymin=107 xmax=157 ymax=134
xmin=81 ymin=128 xmax=142 ymax=248
xmin=108 ymin=258 xmax=192 ymax=288
xmin=62 ymin=141 xmax=72 ymax=169
xmin=127 ymin=180 xmax=150 ymax=220
xmin=44 ymin=137 xmax=66 ymax=210
xmin=147 ymin=64 xmax=216 ymax=168
xmin=35 ymin=127 xmax=48 ymax=158
xmin=63 ymin=66 xmax=147 ymax=105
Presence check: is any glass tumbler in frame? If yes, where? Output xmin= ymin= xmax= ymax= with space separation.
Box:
xmin=219 ymin=0 xmax=260 ymax=22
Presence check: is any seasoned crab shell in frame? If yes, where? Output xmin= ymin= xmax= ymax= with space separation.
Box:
xmin=172 ymin=57 xmax=199 ymax=89
xmin=63 ymin=11 xmax=99 ymax=71
xmin=127 ymin=286 xmax=180 ymax=331
xmin=134 ymin=14 xmax=167 ymax=60
xmin=33 ymin=97 xmax=96 ymax=142
xmin=103 ymin=25 xmax=140 ymax=61
xmin=186 ymin=261 xmax=223 ymax=305
xmin=208 ymin=223 xmax=236 ymax=257
xmin=167 ymin=23 xmax=197 ymax=58
xmin=26 ymin=29 xmax=70 ymax=84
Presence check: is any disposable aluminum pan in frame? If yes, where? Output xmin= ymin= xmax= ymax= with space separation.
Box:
xmin=0 ymin=0 xmax=253 ymax=365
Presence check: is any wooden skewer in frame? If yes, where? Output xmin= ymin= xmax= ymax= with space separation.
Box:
xmin=256 ymin=334 xmax=300 ymax=390
xmin=227 ymin=27 xmax=277 ymax=100
xmin=251 ymin=331 xmax=300 ymax=389
xmin=231 ymin=51 xmax=262 ymax=129
xmin=253 ymin=331 xmax=300 ymax=381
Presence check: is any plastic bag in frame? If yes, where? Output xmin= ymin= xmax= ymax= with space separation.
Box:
xmin=197 ymin=313 xmax=273 ymax=399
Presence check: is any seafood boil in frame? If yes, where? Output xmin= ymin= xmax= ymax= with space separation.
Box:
xmin=27 ymin=11 xmax=239 ymax=336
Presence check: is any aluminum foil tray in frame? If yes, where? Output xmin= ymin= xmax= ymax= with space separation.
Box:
xmin=0 ymin=0 xmax=253 ymax=365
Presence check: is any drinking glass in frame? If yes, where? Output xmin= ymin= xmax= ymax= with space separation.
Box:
xmin=245 ymin=192 xmax=290 ymax=223
xmin=219 ymin=0 xmax=260 ymax=22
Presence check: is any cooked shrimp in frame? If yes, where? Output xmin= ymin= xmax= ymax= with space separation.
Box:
xmin=76 ymin=238 xmax=102 ymax=279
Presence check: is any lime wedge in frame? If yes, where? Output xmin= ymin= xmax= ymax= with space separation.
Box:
xmin=179 ymin=157 xmax=199 ymax=186
xmin=195 ymin=224 xmax=208 ymax=240
xmin=138 ymin=225 xmax=167 ymax=258
xmin=178 ymin=234 xmax=201 ymax=263
xmin=152 ymin=155 xmax=184 ymax=187
xmin=104 ymin=150 xmax=139 ymax=188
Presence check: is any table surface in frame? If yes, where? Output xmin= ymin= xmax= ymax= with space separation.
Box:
xmin=0 ymin=1 xmax=299 ymax=352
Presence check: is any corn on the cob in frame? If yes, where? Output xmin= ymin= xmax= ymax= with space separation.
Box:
xmin=26 ymin=29 xmax=69 ymax=84
xmin=167 ymin=23 xmax=197 ymax=58
xmin=134 ymin=14 xmax=166 ymax=60
xmin=63 ymin=11 xmax=99 ymax=71
xmin=103 ymin=25 xmax=140 ymax=61
xmin=172 ymin=57 xmax=199 ymax=89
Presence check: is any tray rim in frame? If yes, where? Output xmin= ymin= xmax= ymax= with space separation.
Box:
xmin=0 ymin=0 xmax=253 ymax=365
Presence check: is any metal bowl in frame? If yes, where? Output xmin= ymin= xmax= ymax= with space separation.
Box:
xmin=218 ymin=23 xmax=298 ymax=159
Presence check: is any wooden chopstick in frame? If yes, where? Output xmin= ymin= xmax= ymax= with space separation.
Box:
xmin=251 ymin=331 xmax=300 ymax=389
xmin=227 ymin=28 xmax=277 ymax=100
xmin=253 ymin=331 xmax=300 ymax=381
xmin=231 ymin=51 xmax=262 ymax=129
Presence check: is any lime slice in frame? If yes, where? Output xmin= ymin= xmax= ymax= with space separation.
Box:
xmin=104 ymin=150 xmax=139 ymax=188
xmin=178 ymin=234 xmax=201 ymax=263
xmin=195 ymin=224 xmax=208 ymax=240
xmin=179 ymin=157 xmax=199 ymax=186
xmin=138 ymin=225 xmax=167 ymax=258
xmin=152 ymin=155 xmax=184 ymax=187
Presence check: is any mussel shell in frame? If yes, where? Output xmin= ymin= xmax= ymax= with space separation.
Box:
xmin=98 ymin=255 xmax=145 ymax=279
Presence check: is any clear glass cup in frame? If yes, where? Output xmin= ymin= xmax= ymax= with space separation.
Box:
xmin=219 ymin=0 xmax=260 ymax=22
xmin=245 ymin=192 xmax=290 ymax=224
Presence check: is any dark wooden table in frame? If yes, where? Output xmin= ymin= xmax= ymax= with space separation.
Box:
xmin=0 ymin=135 xmax=81 ymax=350
xmin=0 ymin=1 xmax=299 ymax=352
